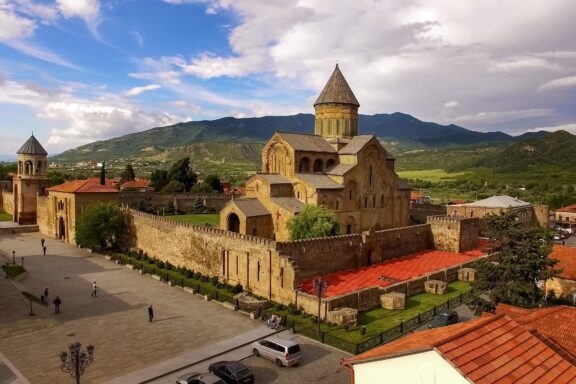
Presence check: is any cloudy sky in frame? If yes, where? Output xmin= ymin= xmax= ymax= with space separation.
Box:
xmin=1 ymin=0 xmax=576 ymax=158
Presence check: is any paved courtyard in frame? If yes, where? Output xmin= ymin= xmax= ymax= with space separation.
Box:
xmin=0 ymin=232 xmax=281 ymax=383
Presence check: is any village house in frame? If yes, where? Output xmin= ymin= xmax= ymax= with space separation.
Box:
xmin=545 ymin=244 xmax=576 ymax=298
xmin=555 ymin=204 xmax=576 ymax=230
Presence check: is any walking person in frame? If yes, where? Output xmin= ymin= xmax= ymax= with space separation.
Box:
xmin=42 ymin=246 xmax=47 ymax=256
xmin=148 ymin=305 xmax=154 ymax=322
xmin=40 ymin=238 xmax=45 ymax=247
xmin=44 ymin=288 xmax=49 ymax=302
xmin=53 ymin=296 xmax=61 ymax=314
xmin=91 ymin=281 xmax=97 ymax=298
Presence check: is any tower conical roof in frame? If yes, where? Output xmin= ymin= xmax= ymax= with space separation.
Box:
xmin=314 ymin=64 xmax=360 ymax=107
xmin=17 ymin=135 xmax=47 ymax=156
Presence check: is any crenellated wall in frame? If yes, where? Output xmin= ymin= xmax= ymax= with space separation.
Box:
xmin=428 ymin=215 xmax=479 ymax=253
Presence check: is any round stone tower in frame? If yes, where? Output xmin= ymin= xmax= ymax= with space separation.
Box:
xmin=13 ymin=134 xmax=49 ymax=224
xmin=313 ymin=64 xmax=360 ymax=139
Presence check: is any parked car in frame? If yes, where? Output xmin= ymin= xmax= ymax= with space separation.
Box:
xmin=429 ymin=310 xmax=459 ymax=329
xmin=176 ymin=372 xmax=225 ymax=384
xmin=252 ymin=337 xmax=303 ymax=367
xmin=208 ymin=361 xmax=254 ymax=384
xmin=554 ymin=234 xmax=561 ymax=241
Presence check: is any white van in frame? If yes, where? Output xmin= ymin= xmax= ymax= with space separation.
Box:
xmin=251 ymin=337 xmax=302 ymax=367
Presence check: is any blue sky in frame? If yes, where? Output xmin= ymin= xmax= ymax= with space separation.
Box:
xmin=1 ymin=0 xmax=576 ymax=158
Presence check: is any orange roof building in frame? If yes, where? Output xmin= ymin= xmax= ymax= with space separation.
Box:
xmin=342 ymin=313 xmax=576 ymax=384
xmin=555 ymin=204 xmax=576 ymax=228
xmin=119 ymin=178 xmax=151 ymax=191
xmin=43 ymin=177 xmax=119 ymax=244
xmin=545 ymin=245 xmax=576 ymax=297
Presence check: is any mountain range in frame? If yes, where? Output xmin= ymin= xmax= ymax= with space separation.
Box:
xmin=51 ymin=113 xmax=550 ymax=162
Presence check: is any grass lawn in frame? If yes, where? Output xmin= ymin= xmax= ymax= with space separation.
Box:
xmin=397 ymin=169 xmax=469 ymax=182
xmin=2 ymin=265 xmax=26 ymax=279
xmin=0 ymin=211 xmax=12 ymax=221
xmin=165 ymin=214 xmax=220 ymax=226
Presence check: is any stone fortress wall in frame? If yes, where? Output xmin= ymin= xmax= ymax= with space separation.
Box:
xmin=2 ymin=190 xmax=14 ymax=216
xmin=120 ymin=191 xmax=239 ymax=213
xmin=123 ymin=209 xmax=481 ymax=313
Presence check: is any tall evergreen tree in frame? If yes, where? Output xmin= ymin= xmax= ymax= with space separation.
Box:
xmin=121 ymin=164 xmax=136 ymax=181
xmin=167 ymin=157 xmax=197 ymax=192
xmin=99 ymin=161 xmax=106 ymax=185
xmin=150 ymin=169 xmax=169 ymax=191
xmin=472 ymin=211 xmax=558 ymax=307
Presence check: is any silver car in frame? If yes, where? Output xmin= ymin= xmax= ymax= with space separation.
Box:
xmin=252 ymin=337 xmax=302 ymax=367
xmin=176 ymin=372 xmax=225 ymax=384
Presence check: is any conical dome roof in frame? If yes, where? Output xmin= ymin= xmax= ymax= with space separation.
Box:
xmin=314 ymin=64 xmax=360 ymax=107
xmin=17 ymin=135 xmax=47 ymax=156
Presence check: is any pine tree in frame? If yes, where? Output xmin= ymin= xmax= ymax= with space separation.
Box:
xmin=99 ymin=161 xmax=106 ymax=186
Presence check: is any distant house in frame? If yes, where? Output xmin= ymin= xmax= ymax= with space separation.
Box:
xmin=119 ymin=178 xmax=152 ymax=192
xmin=341 ymin=313 xmax=576 ymax=384
xmin=446 ymin=195 xmax=548 ymax=227
xmin=409 ymin=191 xmax=427 ymax=205
xmin=555 ymin=204 xmax=576 ymax=229
xmin=545 ymin=244 xmax=576 ymax=297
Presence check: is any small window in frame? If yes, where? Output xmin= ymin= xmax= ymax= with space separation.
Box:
xmin=364 ymin=197 xmax=368 ymax=209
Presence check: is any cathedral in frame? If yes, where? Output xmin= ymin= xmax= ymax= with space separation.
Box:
xmin=220 ymin=65 xmax=411 ymax=240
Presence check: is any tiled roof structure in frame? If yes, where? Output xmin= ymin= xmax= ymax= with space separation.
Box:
xmin=548 ymin=244 xmax=576 ymax=280
xmin=47 ymin=178 xmax=118 ymax=193
xmin=276 ymin=132 xmax=337 ymax=153
xmin=456 ymin=195 xmax=531 ymax=208
xmin=338 ymin=135 xmax=374 ymax=155
xmin=314 ymin=64 xmax=360 ymax=107
xmin=120 ymin=179 xmax=150 ymax=189
xmin=557 ymin=204 xmax=576 ymax=213
xmin=17 ymin=135 xmax=47 ymax=155
xmin=251 ymin=174 xmax=291 ymax=184
xmin=295 ymin=173 xmax=343 ymax=189
xmin=496 ymin=304 xmax=576 ymax=359
xmin=270 ymin=197 xmax=305 ymax=213
xmin=230 ymin=198 xmax=270 ymax=217
xmin=301 ymin=249 xmax=484 ymax=297
xmin=342 ymin=314 xmax=576 ymax=384
xmin=325 ymin=163 xmax=355 ymax=176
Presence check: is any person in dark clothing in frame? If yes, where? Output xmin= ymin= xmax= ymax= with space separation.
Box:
xmin=42 ymin=246 xmax=47 ymax=256
xmin=148 ymin=305 xmax=154 ymax=322
xmin=44 ymin=288 xmax=49 ymax=302
xmin=41 ymin=238 xmax=45 ymax=247
xmin=53 ymin=296 xmax=61 ymax=314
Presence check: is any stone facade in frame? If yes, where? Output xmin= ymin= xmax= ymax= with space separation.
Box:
xmin=120 ymin=191 xmax=240 ymax=214
xmin=428 ymin=216 xmax=480 ymax=253
xmin=220 ymin=65 xmax=410 ymax=240
xmin=555 ymin=204 xmax=576 ymax=229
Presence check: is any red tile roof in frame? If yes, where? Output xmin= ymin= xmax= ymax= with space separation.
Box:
xmin=557 ymin=204 xmax=576 ymax=213
xmin=300 ymin=249 xmax=484 ymax=297
xmin=496 ymin=304 xmax=576 ymax=359
xmin=48 ymin=178 xmax=119 ymax=193
xmin=120 ymin=178 xmax=150 ymax=189
xmin=549 ymin=244 xmax=576 ymax=280
xmin=342 ymin=314 xmax=576 ymax=384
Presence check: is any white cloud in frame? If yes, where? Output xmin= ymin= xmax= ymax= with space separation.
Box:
xmin=124 ymin=84 xmax=161 ymax=97
xmin=0 ymin=4 xmax=36 ymax=41
xmin=453 ymin=109 xmax=555 ymax=125
xmin=525 ymin=123 xmax=576 ymax=135
xmin=130 ymin=30 xmax=143 ymax=47
xmin=4 ymin=40 xmax=79 ymax=68
xmin=56 ymin=0 xmax=99 ymax=21
xmin=538 ymin=76 xmax=576 ymax=92
xmin=443 ymin=100 xmax=460 ymax=108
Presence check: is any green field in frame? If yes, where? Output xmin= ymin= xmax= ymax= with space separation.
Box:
xmin=397 ymin=169 xmax=469 ymax=182
xmin=165 ymin=214 xmax=220 ymax=226
xmin=0 ymin=211 xmax=12 ymax=221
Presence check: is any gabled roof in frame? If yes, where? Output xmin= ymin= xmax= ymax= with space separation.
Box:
xmin=496 ymin=304 xmax=576 ymax=359
xmin=249 ymin=173 xmax=291 ymax=185
xmin=343 ymin=314 xmax=576 ymax=384
xmin=276 ymin=132 xmax=337 ymax=153
xmin=120 ymin=179 xmax=151 ymax=189
xmin=548 ymin=244 xmax=576 ymax=280
xmin=270 ymin=197 xmax=305 ymax=213
xmin=314 ymin=64 xmax=360 ymax=107
xmin=47 ymin=178 xmax=119 ymax=193
xmin=456 ymin=195 xmax=531 ymax=208
xmin=338 ymin=135 xmax=374 ymax=155
xmin=17 ymin=135 xmax=47 ymax=156
xmin=325 ymin=163 xmax=355 ymax=176
xmin=229 ymin=198 xmax=270 ymax=218
xmin=295 ymin=173 xmax=343 ymax=189
xmin=557 ymin=204 xmax=576 ymax=213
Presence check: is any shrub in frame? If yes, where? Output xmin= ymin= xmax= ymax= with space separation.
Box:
xmin=231 ymin=283 xmax=243 ymax=294
xmin=166 ymin=262 xmax=173 ymax=270
xmin=185 ymin=269 xmax=194 ymax=278
xmin=210 ymin=276 xmax=219 ymax=286
xmin=199 ymin=275 xmax=209 ymax=283
xmin=156 ymin=260 xmax=165 ymax=269
xmin=193 ymin=272 xmax=203 ymax=280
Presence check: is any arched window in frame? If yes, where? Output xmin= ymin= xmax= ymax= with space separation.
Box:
xmin=35 ymin=161 xmax=41 ymax=174
xmin=227 ymin=213 xmax=240 ymax=233
xmin=380 ymin=194 xmax=384 ymax=207
xmin=24 ymin=161 xmax=32 ymax=175
xmin=313 ymin=159 xmax=323 ymax=173
xmin=369 ymin=165 xmax=373 ymax=187
xmin=336 ymin=198 xmax=341 ymax=210
xmin=326 ymin=159 xmax=336 ymax=169
xmin=18 ymin=161 xmax=23 ymax=174
xmin=373 ymin=195 xmax=376 ymax=208
xmin=299 ymin=157 xmax=310 ymax=173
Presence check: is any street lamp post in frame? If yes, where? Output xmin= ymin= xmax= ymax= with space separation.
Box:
xmin=312 ymin=276 xmax=328 ymax=334
xmin=59 ymin=342 xmax=95 ymax=384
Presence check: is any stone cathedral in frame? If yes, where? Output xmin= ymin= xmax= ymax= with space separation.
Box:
xmin=221 ymin=65 xmax=411 ymax=240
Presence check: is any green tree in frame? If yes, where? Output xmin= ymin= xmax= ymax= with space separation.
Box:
xmin=48 ymin=171 xmax=66 ymax=186
xmin=150 ymin=169 xmax=169 ymax=191
xmin=203 ymin=174 xmax=223 ymax=192
xmin=0 ymin=163 xmax=16 ymax=180
xmin=162 ymin=180 xmax=185 ymax=193
xmin=99 ymin=161 xmax=106 ymax=185
xmin=121 ymin=164 xmax=136 ymax=181
xmin=287 ymin=204 xmax=339 ymax=240
xmin=190 ymin=183 xmax=213 ymax=193
xmin=472 ymin=211 xmax=558 ymax=307
xmin=167 ymin=157 xmax=197 ymax=191
xmin=75 ymin=203 xmax=127 ymax=251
